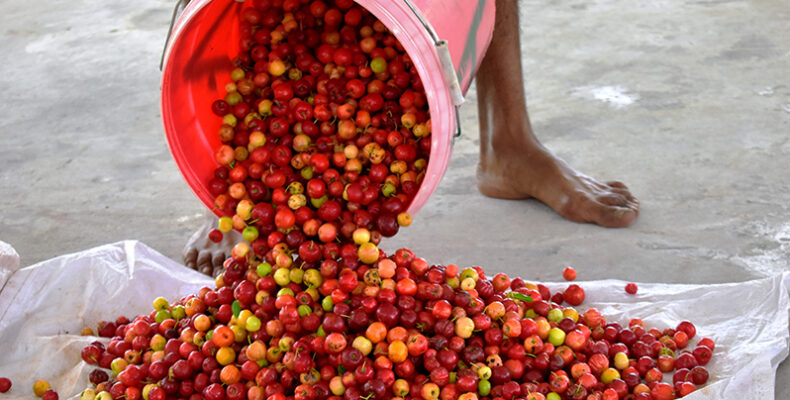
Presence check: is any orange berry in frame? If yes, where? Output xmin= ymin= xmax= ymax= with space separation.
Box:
xmin=388 ymin=340 xmax=408 ymax=363
xmin=212 ymin=325 xmax=234 ymax=347
xmin=386 ymin=326 xmax=408 ymax=343
xmin=366 ymin=322 xmax=387 ymax=343
xmin=220 ymin=364 xmax=241 ymax=385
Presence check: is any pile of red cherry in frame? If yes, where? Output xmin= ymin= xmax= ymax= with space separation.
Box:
xmin=70 ymin=249 xmax=714 ymax=400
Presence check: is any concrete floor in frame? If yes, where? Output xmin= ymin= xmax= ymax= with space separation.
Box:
xmin=0 ymin=0 xmax=788 ymax=396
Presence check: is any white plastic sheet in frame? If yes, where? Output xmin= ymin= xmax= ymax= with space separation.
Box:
xmin=0 ymin=240 xmax=20 ymax=290
xmin=0 ymin=240 xmax=787 ymax=399
xmin=0 ymin=241 xmax=213 ymax=399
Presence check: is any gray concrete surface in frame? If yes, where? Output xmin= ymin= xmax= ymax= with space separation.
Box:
xmin=1 ymin=0 xmax=788 ymax=396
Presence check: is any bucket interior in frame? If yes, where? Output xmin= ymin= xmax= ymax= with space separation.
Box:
xmin=161 ymin=0 xmax=455 ymax=217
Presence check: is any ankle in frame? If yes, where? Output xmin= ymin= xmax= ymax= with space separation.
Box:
xmin=481 ymin=135 xmax=549 ymax=171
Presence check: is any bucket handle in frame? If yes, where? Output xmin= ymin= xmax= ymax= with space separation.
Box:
xmin=402 ymin=0 xmax=465 ymax=142
xmin=160 ymin=0 xmax=188 ymax=71
xmin=160 ymin=0 xmax=464 ymax=140
xmin=160 ymin=0 xmax=246 ymax=71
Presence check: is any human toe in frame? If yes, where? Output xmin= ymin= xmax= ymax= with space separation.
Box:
xmin=183 ymin=247 xmax=198 ymax=270
xmin=212 ymin=251 xmax=227 ymax=271
xmin=196 ymin=251 xmax=215 ymax=277
xmin=594 ymin=203 xmax=638 ymax=228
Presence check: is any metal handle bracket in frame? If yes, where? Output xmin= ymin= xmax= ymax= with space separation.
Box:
xmin=402 ymin=0 xmax=465 ymax=142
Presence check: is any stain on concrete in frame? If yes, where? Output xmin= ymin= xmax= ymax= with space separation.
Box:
xmin=638 ymin=91 xmax=686 ymax=111
xmin=129 ymin=7 xmax=171 ymax=31
xmin=691 ymin=0 xmax=744 ymax=6
xmin=716 ymin=35 xmax=779 ymax=60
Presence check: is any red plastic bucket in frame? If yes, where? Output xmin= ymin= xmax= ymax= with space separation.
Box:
xmin=161 ymin=0 xmax=495 ymax=216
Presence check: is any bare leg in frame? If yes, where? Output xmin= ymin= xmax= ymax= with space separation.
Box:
xmin=182 ymin=211 xmax=240 ymax=277
xmin=476 ymin=0 xmax=639 ymax=228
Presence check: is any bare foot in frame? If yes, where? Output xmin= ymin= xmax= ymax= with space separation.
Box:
xmin=473 ymin=0 xmax=639 ymax=228
xmin=182 ymin=212 xmax=239 ymax=277
xmin=477 ymin=145 xmax=639 ymax=228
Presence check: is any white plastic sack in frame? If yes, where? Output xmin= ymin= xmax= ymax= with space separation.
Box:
xmin=0 ymin=240 xmax=787 ymax=399
xmin=0 ymin=240 xmax=20 ymax=290
xmin=0 ymin=241 xmax=213 ymax=399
